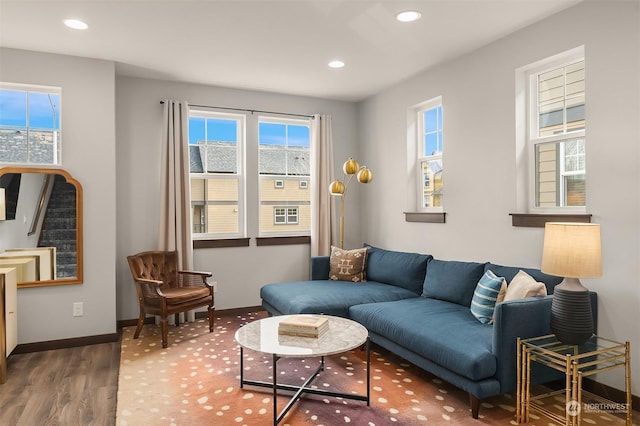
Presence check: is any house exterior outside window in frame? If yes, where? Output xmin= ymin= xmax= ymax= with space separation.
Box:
xmin=189 ymin=111 xmax=245 ymax=239
xmin=0 ymin=83 xmax=61 ymax=165
xmin=258 ymin=117 xmax=310 ymax=236
xmin=417 ymin=98 xmax=443 ymax=210
xmin=526 ymin=50 xmax=585 ymax=210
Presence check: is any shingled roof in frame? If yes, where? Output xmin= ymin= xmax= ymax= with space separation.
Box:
xmin=189 ymin=141 xmax=310 ymax=176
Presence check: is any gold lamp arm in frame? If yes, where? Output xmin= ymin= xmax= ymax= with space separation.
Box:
xmin=329 ymin=158 xmax=373 ymax=249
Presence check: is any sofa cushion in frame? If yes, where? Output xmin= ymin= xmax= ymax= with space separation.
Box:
xmin=260 ymin=280 xmax=418 ymax=318
xmin=470 ymin=270 xmax=506 ymax=324
xmin=329 ymin=246 xmax=368 ymax=282
xmin=421 ymin=259 xmax=486 ymax=307
xmin=484 ymin=263 xmax=562 ymax=295
xmin=503 ymin=270 xmax=547 ymax=301
xmin=364 ymin=244 xmax=432 ymax=294
xmin=349 ymin=297 xmax=496 ymax=381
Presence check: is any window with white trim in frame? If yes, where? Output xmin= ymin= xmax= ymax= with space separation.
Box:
xmin=188 ymin=111 xmax=245 ymax=239
xmin=526 ymin=51 xmax=585 ymax=209
xmin=274 ymin=206 xmax=299 ymax=225
xmin=417 ymin=98 xmax=443 ymax=210
xmin=258 ymin=117 xmax=310 ymax=236
xmin=0 ymin=83 xmax=61 ymax=165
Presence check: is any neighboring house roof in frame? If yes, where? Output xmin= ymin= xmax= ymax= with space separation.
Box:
xmin=189 ymin=141 xmax=310 ymax=176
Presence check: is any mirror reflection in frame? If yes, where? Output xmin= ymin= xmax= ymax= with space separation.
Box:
xmin=0 ymin=167 xmax=83 ymax=287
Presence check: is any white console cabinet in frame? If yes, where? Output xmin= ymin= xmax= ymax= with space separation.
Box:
xmin=1 ymin=267 xmax=17 ymax=384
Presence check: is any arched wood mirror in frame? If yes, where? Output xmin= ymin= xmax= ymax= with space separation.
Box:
xmin=0 ymin=167 xmax=83 ymax=287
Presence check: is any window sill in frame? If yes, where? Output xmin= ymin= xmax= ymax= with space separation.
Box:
xmin=404 ymin=212 xmax=446 ymax=223
xmin=256 ymin=236 xmax=310 ymax=246
xmin=193 ymin=238 xmax=250 ymax=249
xmin=509 ymin=213 xmax=592 ymax=228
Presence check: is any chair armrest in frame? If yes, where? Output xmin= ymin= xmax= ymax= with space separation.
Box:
xmin=311 ymin=256 xmax=330 ymax=280
xmin=178 ymin=270 xmax=213 ymax=278
xmin=134 ymin=278 xmax=166 ymax=297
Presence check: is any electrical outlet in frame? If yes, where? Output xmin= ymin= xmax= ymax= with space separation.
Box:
xmin=212 ymin=281 xmax=217 ymax=293
xmin=73 ymin=302 xmax=83 ymax=317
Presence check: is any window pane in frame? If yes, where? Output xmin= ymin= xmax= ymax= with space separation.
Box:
xmin=538 ymin=60 xmax=585 ymax=137
xmin=259 ymin=122 xmax=286 ymax=146
xmin=28 ymin=92 xmax=59 ymax=129
xmin=0 ymin=87 xmax=60 ymax=165
xmin=189 ymin=117 xmax=205 ymax=145
xmin=534 ymin=139 xmax=585 ymax=207
xmin=288 ymin=125 xmax=310 ymax=147
xmin=0 ymin=89 xmax=27 ymax=127
xmin=565 ymin=175 xmax=585 ymax=206
xmin=191 ymin=177 xmax=239 ymax=235
xmin=189 ymin=116 xmax=239 ymax=174
xmin=423 ymin=105 xmax=443 ymax=157
xmin=420 ymin=158 xmax=443 ymax=208
xmin=207 ymin=118 xmax=237 ymax=142
xmin=258 ymin=118 xmax=311 ymax=236
xmin=425 ymin=133 xmax=440 ymax=156
xmin=424 ymin=107 xmax=440 ymax=132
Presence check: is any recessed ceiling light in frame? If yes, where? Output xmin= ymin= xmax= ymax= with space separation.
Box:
xmin=64 ymin=19 xmax=88 ymax=30
xmin=328 ymin=60 xmax=345 ymax=69
xmin=395 ymin=10 xmax=422 ymax=23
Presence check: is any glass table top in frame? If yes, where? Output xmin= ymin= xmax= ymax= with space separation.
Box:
xmin=234 ymin=314 xmax=368 ymax=358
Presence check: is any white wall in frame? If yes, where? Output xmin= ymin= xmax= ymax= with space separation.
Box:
xmin=0 ymin=48 xmax=117 ymax=343
xmin=358 ymin=1 xmax=640 ymax=393
xmin=115 ymin=77 xmax=358 ymax=318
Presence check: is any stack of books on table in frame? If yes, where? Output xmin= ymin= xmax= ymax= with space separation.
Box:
xmin=278 ymin=315 xmax=329 ymax=338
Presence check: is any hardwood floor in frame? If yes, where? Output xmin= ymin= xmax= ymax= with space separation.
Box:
xmin=0 ymin=340 xmax=120 ymax=425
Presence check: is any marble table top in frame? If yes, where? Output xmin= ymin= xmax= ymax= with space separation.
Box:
xmin=234 ymin=314 xmax=368 ymax=358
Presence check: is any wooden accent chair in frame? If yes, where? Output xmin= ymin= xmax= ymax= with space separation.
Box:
xmin=126 ymin=250 xmax=215 ymax=348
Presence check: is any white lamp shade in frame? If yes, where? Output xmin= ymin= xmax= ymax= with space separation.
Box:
xmin=541 ymin=222 xmax=602 ymax=278
xmin=0 ymin=188 xmax=5 ymax=221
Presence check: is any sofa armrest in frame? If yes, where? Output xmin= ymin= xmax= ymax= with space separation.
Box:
xmin=310 ymin=256 xmax=330 ymax=280
xmin=492 ymin=292 xmax=597 ymax=394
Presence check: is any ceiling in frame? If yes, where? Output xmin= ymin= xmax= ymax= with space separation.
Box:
xmin=0 ymin=0 xmax=582 ymax=102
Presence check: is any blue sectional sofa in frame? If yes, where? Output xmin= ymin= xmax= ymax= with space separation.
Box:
xmin=260 ymin=245 xmax=597 ymax=418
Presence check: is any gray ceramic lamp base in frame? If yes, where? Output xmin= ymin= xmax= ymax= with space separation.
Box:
xmin=550 ymin=278 xmax=594 ymax=346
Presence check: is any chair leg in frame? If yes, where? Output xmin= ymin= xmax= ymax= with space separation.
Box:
xmin=160 ymin=317 xmax=169 ymax=348
xmin=208 ymin=305 xmax=215 ymax=332
xmin=133 ymin=311 xmax=145 ymax=339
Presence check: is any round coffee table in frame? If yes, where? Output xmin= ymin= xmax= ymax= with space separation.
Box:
xmin=235 ymin=314 xmax=370 ymax=424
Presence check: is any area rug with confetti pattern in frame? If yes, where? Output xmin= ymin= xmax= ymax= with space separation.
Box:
xmin=116 ymin=310 xmax=632 ymax=426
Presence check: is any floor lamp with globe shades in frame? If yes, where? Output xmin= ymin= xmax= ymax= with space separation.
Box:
xmin=329 ymin=158 xmax=373 ymax=249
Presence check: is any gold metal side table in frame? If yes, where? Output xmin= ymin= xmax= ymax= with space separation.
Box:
xmin=516 ymin=334 xmax=631 ymax=425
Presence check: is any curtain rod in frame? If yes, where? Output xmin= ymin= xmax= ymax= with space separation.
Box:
xmin=159 ymin=100 xmax=314 ymax=119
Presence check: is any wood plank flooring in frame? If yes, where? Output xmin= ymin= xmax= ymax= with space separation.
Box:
xmin=0 ymin=340 xmax=120 ymax=425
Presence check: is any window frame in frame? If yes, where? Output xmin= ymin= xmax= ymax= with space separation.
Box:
xmin=416 ymin=97 xmax=444 ymax=213
xmin=0 ymin=82 xmax=62 ymax=166
xmin=188 ymin=110 xmax=246 ymax=240
xmin=525 ymin=48 xmax=586 ymax=213
xmin=258 ymin=116 xmax=311 ymax=238
xmin=273 ymin=206 xmax=299 ymax=225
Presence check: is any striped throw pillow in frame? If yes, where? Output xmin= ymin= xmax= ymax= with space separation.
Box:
xmin=470 ymin=270 xmax=506 ymax=324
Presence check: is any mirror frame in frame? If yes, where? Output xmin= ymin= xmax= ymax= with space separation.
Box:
xmin=0 ymin=167 xmax=83 ymax=287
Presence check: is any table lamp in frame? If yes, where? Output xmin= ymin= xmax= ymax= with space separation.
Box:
xmin=329 ymin=158 xmax=373 ymax=249
xmin=541 ymin=222 xmax=602 ymax=345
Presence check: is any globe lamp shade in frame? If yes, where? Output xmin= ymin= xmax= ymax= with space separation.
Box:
xmin=357 ymin=168 xmax=373 ymax=183
xmin=329 ymin=180 xmax=345 ymax=195
xmin=343 ymin=158 xmax=360 ymax=175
